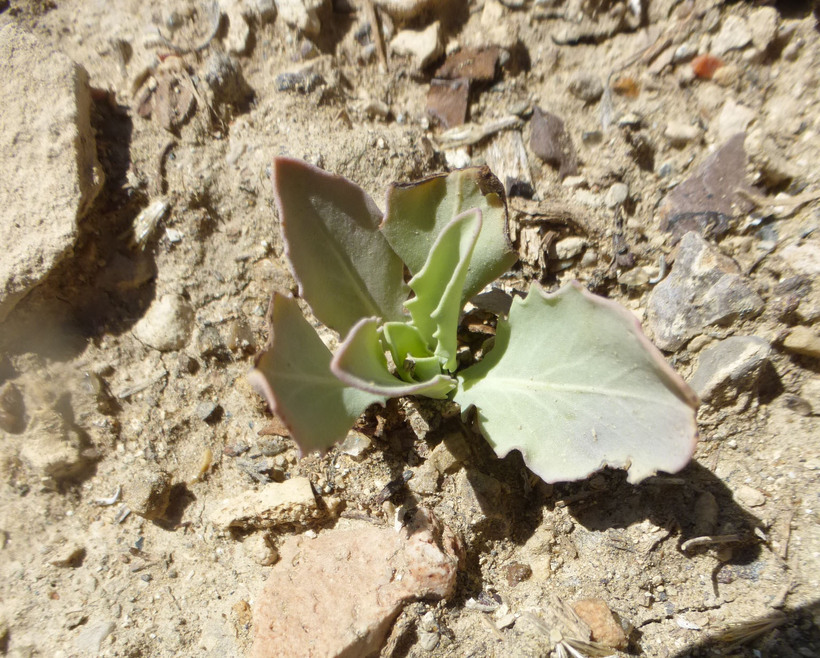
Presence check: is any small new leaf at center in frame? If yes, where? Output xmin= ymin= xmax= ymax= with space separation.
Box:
xmin=405 ymin=208 xmax=482 ymax=372
xmin=331 ymin=318 xmax=457 ymax=399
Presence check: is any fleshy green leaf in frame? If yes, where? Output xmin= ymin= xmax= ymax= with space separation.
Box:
xmin=381 ymin=167 xmax=517 ymax=304
xmin=272 ymin=157 xmax=408 ymax=335
xmin=455 ymin=282 xmax=699 ymax=484
xmin=331 ymin=318 xmax=457 ymax=399
xmin=405 ymin=208 xmax=482 ymax=372
xmin=248 ymin=294 xmax=385 ymax=454
xmin=381 ymin=322 xmax=435 ymax=383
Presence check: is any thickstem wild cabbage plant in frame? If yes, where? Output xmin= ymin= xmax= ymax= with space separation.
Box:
xmin=249 ymin=158 xmax=699 ymax=484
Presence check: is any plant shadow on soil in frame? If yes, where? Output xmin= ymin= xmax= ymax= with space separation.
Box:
xmin=672 ymin=598 xmax=820 ymax=657
xmin=445 ymin=422 xmax=768 ymax=592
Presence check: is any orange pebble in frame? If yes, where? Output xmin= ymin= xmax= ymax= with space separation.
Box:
xmin=691 ymin=54 xmax=724 ymax=80
xmin=612 ymin=76 xmax=640 ymax=98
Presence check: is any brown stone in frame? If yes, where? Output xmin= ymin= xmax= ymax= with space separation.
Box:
xmin=427 ymin=77 xmax=469 ymax=129
xmin=658 ymin=133 xmax=754 ymax=245
xmin=530 ymin=107 xmax=578 ymax=179
xmin=435 ymin=47 xmax=501 ymax=82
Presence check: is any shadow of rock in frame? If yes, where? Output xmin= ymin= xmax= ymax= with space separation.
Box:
xmin=0 ymin=94 xmax=158 ymax=361
xmin=155 ymin=482 xmax=197 ymax=530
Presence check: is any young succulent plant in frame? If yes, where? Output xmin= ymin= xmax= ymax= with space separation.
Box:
xmin=249 ymin=158 xmax=699 ymax=484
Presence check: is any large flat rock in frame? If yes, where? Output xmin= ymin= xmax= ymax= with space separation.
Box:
xmin=252 ymin=509 xmax=459 ymax=658
xmin=0 ymin=24 xmax=104 ymax=322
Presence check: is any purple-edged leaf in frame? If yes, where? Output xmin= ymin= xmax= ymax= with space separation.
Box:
xmin=455 ymin=282 xmax=699 ymax=484
xmin=405 ymin=208 xmax=482 ymax=372
xmin=381 ymin=167 xmax=517 ymax=304
xmin=272 ymin=157 xmax=408 ymax=335
xmin=331 ymin=318 xmax=457 ymax=399
xmin=248 ymin=294 xmax=384 ymax=455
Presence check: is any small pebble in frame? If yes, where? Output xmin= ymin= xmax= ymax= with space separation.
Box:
xmin=253 ymin=0 xmax=276 ymax=22
xmin=504 ymin=562 xmax=532 ymax=586
xmin=782 ymin=394 xmax=812 ymax=416
xmin=123 ymin=468 xmax=173 ymax=520
xmin=177 ymin=354 xmax=200 ymax=375
xmin=223 ymin=1 xmax=251 ymax=55
xmin=672 ymin=43 xmax=697 ymax=63
xmin=748 ymin=6 xmax=778 ymax=52
xmin=617 ymin=112 xmax=642 ymax=128
xmin=244 ymin=533 xmax=279 ymax=566
xmin=227 ymin=319 xmax=254 ymax=352
xmin=605 ymin=183 xmax=629 ymax=208
xmin=562 ymin=175 xmax=587 ymax=188
xmin=363 ymin=100 xmax=391 ymax=120
xmin=339 ymin=430 xmax=371 ymax=458
xmin=611 ymin=75 xmax=640 ymax=98
xmin=407 ymin=461 xmax=440 ymax=495
xmin=553 ymin=237 xmax=586 ymax=259
xmin=735 ymin=484 xmax=766 ymax=508
xmin=581 ymin=130 xmax=603 ymax=145
xmin=712 ymin=15 xmax=752 ymax=54
xmin=530 ymin=107 xmax=578 ymax=178
xmin=133 ymin=294 xmax=195 ymax=352
xmin=691 ymin=54 xmax=724 ymax=79
xmin=76 ymin=621 xmax=115 ymax=654
xmin=665 ymin=121 xmax=701 ymax=147
xmin=617 ymin=267 xmax=650 ymax=287
xmin=783 ymin=326 xmax=820 ymax=359
xmin=203 ymin=52 xmax=252 ymax=107
xmin=194 ymin=400 xmax=220 ymax=422
xmin=567 ymin=72 xmax=603 ymax=103
xmin=572 ymin=598 xmax=628 ymax=650
xmin=390 ymin=22 xmax=442 ymax=70
xmin=783 ymin=38 xmax=803 ymax=62
xmin=196 ymin=325 xmax=225 ymax=358
xmin=800 ymin=378 xmax=820 ymax=413
xmin=275 ymin=70 xmax=325 ymax=94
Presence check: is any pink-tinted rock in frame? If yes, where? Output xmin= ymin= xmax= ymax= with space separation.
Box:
xmin=251 ymin=509 xmax=459 ymax=658
xmin=572 ymin=598 xmax=628 ymax=649
xmin=657 ymin=133 xmax=754 ymax=245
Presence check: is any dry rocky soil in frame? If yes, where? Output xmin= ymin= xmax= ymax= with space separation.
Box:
xmin=1 ymin=0 xmax=819 ymax=656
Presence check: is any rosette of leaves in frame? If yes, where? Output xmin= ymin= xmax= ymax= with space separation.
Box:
xmin=249 ymin=158 xmax=699 ymax=484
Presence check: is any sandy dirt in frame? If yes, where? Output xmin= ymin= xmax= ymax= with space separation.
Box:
xmin=0 ymin=0 xmax=819 ymax=656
